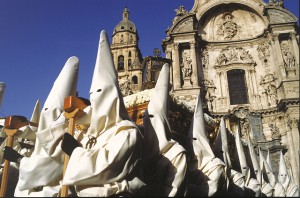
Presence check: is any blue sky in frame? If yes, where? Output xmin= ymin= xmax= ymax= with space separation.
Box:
xmin=0 ymin=0 xmax=299 ymax=119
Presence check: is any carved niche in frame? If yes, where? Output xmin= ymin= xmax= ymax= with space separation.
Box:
xmin=260 ymin=74 xmax=278 ymax=107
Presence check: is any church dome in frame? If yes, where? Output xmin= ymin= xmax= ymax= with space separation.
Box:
xmin=113 ymin=7 xmax=136 ymax=34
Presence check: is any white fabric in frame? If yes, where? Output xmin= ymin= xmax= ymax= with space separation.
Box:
xmin=62 ymin=30 xmax=144 ymax=196
xmin=245 ymin=178 xmax=261 ymax=197
xmin=63 ymin=120 xmax=144 ymax=197
xmin=213 ymin=117 xmax=232 ymax=191
xmin=15 ymin=56 xmax=79 ymax=196
xmin=187 ymin=93 xmax=225 ymax=196
xmin=228 ymin=169 xmax=245 ymax=196
xmin=0 ymin=82 xmax=5 ymax=108
xmin=142 ymin=63 xmax=188 ymax=196
xmin=259 ymin=149 xmax=276 ymax=188
xmin=278 ymin=150 xmax=290 ymax=191
xmin=247 ymin=136 xmax=261 ymax=184
xmin=89 ymin=30 xmax=129 ymax=138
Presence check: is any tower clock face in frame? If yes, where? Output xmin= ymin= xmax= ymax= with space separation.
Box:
xmin=153 ymin=48 xmax=161 ymax=57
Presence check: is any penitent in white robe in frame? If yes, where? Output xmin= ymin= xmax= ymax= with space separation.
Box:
xmin=62 ymin=120 xmax=144 ymax=197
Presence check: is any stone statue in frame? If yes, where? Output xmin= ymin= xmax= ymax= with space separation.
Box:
xmin=181 ymin=55 xmax=192 ymax=78
xmin=266 ymin=84 xmax=277 ymax=106
xmin=217 ymin=12 xmax=239 ymax=40
xmin=283 ymin=51 xmax=296 ymax=68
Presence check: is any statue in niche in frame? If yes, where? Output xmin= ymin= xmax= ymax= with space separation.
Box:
xmin=201 ymin=50 xmax=209 ymax=68
xmin=204 ymin=79 xmax=216 ymax=111
xmin=240 ymin=118 xmax=250 ymax=141
xmin=181 ymin=53 xmax=192 ymax=78
xmin=283 ymin=51 xmax=296 ymax=68
xmin=266 ymin=84 xmax=278 ymax=107
xmin=217 ymin=12 xmax=239 ymax=40
xmin=269 ymin=117 xmax=280 ymax=139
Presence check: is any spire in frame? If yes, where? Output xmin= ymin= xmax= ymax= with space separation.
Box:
xmin=89 ymin=30 xmax=129 ymax=137
xmin=123 ymin=7 xmax=130 ymax=20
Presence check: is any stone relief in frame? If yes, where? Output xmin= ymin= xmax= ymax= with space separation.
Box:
xmin=173 ymin=17 xmax=194 ymax=33
xmin=260 ymin=74 xmax=278 ymax=107
xmin=257 ymin=41 xmax=271 ymax=67
xmin=215 ymin=47 xmax=255 ymax=65
xmin=201 ymin=49 xmax=209 ymax=68
xmin=269 ymin=116 xmax=281 ymax=139
xmin=120 ymin=76 xmax=133 ymax=96
xmin=217 ymin=12 xmax=240 ymax=40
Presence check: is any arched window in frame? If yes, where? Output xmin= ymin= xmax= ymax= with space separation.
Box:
xmin=128 ymin=51 xmax=132 ymax=57
xmin=118 ymin=55 xmax=124 ymax=71
xmin=128 ymin=59 xmax=132 ymax=67
xmin=132 ymin=76 xmax=138 ymax=84
xmin=227 ymin=69 xmax=248 ymax=105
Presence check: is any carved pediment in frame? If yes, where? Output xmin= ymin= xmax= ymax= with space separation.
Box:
xmin=267 ymin=8 xmax=297 ymax=24
xmin=171 ymin=16 xmax=194 ymax=34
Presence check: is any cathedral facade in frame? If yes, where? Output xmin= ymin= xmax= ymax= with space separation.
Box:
xmin=113 ymin=0 xmax=299 ymax=185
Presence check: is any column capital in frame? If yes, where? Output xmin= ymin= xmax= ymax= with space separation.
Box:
xmin=189 ymin=40 xmax=197 ymax=48
xmin=174 ymin=43 xmax=179 ymax=50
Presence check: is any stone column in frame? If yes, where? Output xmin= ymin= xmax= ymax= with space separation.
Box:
xmin=291 ymin=119 xmax=300 ymax=173
xmin=217 ymin=71 xmax=223 ymax=97
xmin=166 ymin=49 xmax=173 ymax=87
xmin=290 ymin=32 xmax=299 ymax=65
xmin=172 ymin=43 xmax=181 ymax=89
xmin=273 ymin=33 xmax=286 ymax=78
xmin=286 ymin=119 xmax=299 ymax=186
xmin=190 ymin=41 xmax=199 ymax=87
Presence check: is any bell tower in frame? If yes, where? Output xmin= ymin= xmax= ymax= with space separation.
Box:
xmin=111 ymin=7 xmax=143 ymax=96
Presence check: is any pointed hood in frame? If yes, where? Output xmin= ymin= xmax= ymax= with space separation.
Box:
xmin=259 ymin=149 xmax=276 ymax=187
xmin=266 ymin=150 xmax=273 ymax=172
xmin=89 ymin=30 xmax=129 ymax=137
xmin=187 ymin=91 xmax=215 ymax=169
xmin=278 ymin=151 xmax=290 ymax=190
xmin=213 ymin=117 xmax=232 ymax=169
xmin=18 ymin=99 xmax=40 ymax=141
xmin=0 ymin=82 xmax=5 ymax=109
xmin=247 ymin=136 xmax=261 ymax=184
xmin=39 ymin=56 xmax=79 ymax=131
xmin=233 ymin=128 xmax=250 ymax=182
xmin=143 ymin=63 xmax=172 ymax=161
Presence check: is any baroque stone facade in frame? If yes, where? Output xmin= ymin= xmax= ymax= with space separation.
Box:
xmin=161 ymin=0 xmax=299 ymax=185
xmin=112 ymin=0 xmax=299 ymax=186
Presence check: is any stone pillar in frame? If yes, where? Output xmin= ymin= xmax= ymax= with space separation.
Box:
xmin=286 ymin=119 xmax=299 ymax=186
xmin=217 ymin=71 xmax=223 ymax=97
xmin=172 ymin=43 xmax=181 ymax=90
xmin=166 ymin=49 xmax=173 ymax=86
xmin=273 ymin=33 xmax=286 ymax=78
xmin=291 ymin=119 xmax=300 ymax=174
xmin=290 ymin=32 xmax=299 ymax=66
xmin=190 ymin=41 xmax=199 ymax=87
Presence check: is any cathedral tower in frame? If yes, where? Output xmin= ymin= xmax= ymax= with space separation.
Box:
xmin=111 ymin=7 xmax=143 ymax=96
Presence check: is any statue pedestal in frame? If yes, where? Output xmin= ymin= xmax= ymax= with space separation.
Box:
xmin=182 ymin=77 xmax=192 ymax=88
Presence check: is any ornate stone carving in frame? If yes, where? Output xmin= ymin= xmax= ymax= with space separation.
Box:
xmin=260 ymin=74 xmax=278 ymax=107
xmin=181 ymin=50 xmax=193 ymax=79
xmin=269 ymin=116 xmax=281 ymax=139
xmin=268 ymin=9 xmax=296 ymax=24
xmin=257 ymin=41 xmax=271 ymax=67
xmin=268 ymin=0 xmax=284 ymax=7
xmin=215 ymin=47 xmax=255 ymax=65
xmin=204 ymin=79 xmax=216 ymax=111
xmin=217 ymin=12 xmax=240 ymax=40
xmin=120 ymin=76 xmax=133 ymax=96
xmin=201 ymin=49 xmax=209 ymax=68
